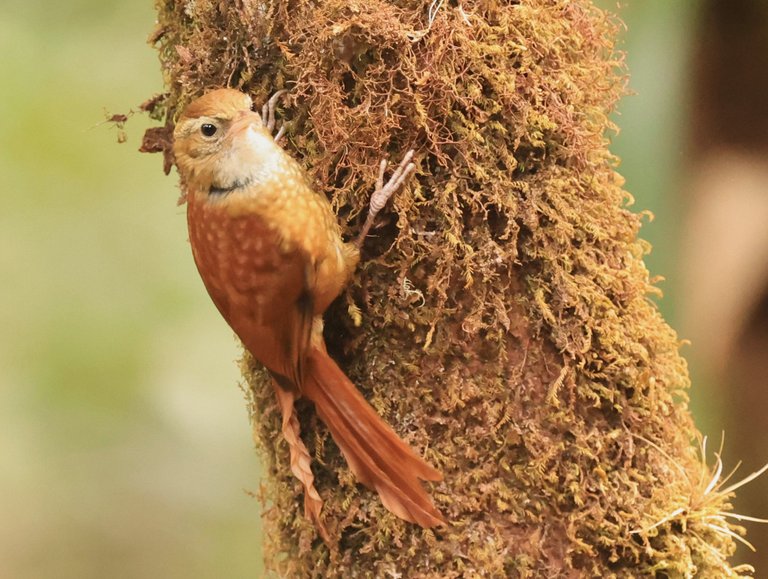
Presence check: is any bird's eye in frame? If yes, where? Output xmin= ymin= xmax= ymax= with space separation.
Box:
xmin=200 ymin=123 xmax=218 ymax=137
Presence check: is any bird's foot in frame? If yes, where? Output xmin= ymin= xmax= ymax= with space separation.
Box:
xmin=355 ymin=149 xmax=416 ymax=248
xmin=261 ymin=90 xmax=287 ymax=143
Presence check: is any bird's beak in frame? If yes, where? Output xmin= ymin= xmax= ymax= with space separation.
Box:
xmin=228 ymin=110 xmax=263 ymax=138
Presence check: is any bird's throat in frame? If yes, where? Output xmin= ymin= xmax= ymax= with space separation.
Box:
xmin=209 ymin=177 xmax=253 ymax=197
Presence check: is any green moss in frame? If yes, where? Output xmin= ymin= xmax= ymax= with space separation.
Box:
xmin=145 ymin=0 xmax=751 ymax=575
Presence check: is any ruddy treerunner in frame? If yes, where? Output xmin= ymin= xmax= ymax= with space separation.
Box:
xmin=172 ymin=88 xmax=444 ymax=539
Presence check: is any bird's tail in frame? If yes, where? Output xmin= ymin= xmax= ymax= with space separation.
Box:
xmin=302 ymin=346 xmax=444 ymax=528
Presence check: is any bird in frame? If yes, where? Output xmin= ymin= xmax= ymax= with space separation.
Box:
xmin=172 ymin=88 xmax=444 ymax=539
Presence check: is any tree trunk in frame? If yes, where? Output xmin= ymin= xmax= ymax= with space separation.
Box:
xmin=142 ymin=0 xmax=750 ymax=576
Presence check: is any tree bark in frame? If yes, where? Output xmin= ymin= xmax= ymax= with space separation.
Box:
xmin=143 ymin=0 xmax=750 ymax=576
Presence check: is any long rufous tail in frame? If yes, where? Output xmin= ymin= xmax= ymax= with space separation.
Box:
xmin=302 ymin=345 xmax=445 ymax=528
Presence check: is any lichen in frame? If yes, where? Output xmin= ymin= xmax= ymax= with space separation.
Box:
xmin=144 ymin=0 xmax=750 ymax=576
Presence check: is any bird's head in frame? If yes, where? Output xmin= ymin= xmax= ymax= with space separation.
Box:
xmin=173 ymin=88 xmax=279 ymax=197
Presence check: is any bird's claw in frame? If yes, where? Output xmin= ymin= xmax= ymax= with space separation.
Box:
xmin=356 ymin=149 xmax=417 ymax=247
xmin=261 ymin=90 xmax=287 ymax=143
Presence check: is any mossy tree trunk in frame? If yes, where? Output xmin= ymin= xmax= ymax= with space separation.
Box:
xmin=143 ymin=0 xmax=749 ymax=576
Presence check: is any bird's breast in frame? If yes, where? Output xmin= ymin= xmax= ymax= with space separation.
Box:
xmin=187 ymin=196 xmax=309 ymax=329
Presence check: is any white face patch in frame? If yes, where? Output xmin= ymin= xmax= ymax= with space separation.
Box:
xmin=212 ymin=123 xmax=284 ymax=190
xmin=243 ymin=125 xmax=281 ymax=160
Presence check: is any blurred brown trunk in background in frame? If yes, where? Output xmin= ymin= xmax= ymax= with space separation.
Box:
xmin=682 ymin=0 xmax=768 ymax=573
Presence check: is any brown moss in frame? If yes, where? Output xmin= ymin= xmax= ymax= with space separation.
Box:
xmin=144 ymin=0 xmax=751 ymax=576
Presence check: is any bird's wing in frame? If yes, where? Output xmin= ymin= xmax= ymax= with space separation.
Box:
xmin=188 ymin=204 xmax=315 ymax=391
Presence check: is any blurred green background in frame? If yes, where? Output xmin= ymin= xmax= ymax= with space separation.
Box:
xmin=1 ymin=1 xmax=765 ymax=577
xmin=0 ymin=2 xmax=262 ymax=577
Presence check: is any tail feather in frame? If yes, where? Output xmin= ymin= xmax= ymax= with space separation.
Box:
xmin=302 ymin=346 xmax=444 ymax=528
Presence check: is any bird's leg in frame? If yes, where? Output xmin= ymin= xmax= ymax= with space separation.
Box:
xmin=271 ymin=379 xmax=330 ymax=544
xmin=261 ymin=90 xmax=287 ymax=143
xmin=355 ymin=149 xmax=416 ymax=248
